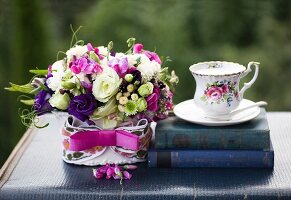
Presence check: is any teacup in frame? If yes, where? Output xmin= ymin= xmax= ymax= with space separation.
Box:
xmin=189 ymin=61 xmax=259 ymax=116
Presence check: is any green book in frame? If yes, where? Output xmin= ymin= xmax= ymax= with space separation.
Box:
xmin=155 ymin=108 xmax=270 ymax=150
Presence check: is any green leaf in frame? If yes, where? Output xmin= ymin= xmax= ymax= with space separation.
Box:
xmin=73 ymin=152 xmax=84 ymax=158
xmin=137 ymin=150 xmax=147 ymax=158
xmin=5 ymin=83 xmax=35 ymax=94
xmin=136 ymin=56 xmax=141 ymax=65
xmin=89 ymin=51 xmax=100 ymax=63
xmin=91 ymin=97 xmax=117 ymax=119
xmin=20 ymin=99 xmax=35 ymax=105
xmin=29 ymin=69 xmax=48 ymax=76
xmin=67 ymin=154 xmax=72 ymax=160
xmin=34 ymin=122 xmax=49 ymax=129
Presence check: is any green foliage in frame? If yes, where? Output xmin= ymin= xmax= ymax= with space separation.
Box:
xmin=29 ymin=69 xmax=49 ymax=76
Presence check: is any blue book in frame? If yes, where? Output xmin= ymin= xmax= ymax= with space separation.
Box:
xmin=155 ymin=108 xmax=270 ymax=150
xmin=148 ymin=142 xmax=274 ymax=168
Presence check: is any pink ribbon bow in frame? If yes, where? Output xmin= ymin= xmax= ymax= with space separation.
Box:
xmin=69 ymin=129 xmax=140 ymax=151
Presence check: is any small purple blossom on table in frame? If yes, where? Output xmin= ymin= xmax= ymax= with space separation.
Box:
xmin=93 ymin=164 xmax=137 ymax=184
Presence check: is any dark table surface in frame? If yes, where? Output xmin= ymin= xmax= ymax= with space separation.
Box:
xmin=0 ymin=112 xmax=291 ymax=200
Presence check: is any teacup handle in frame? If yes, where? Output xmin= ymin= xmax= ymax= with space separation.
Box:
xmin=239 ymin=61 xmax=260 ymax=99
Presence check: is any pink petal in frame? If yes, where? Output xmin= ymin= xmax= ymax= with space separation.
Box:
xmin=123 ymin=171 xmax=132 ymax=179
xmin=123 ymin=165 xmax=138 ymax=170
xmin=133 ymin=43 xmax=143 ymax=53
xmin=87 ymin=43 xmax=94 ymax=52
xmin=93 ymin=169 xmax=105 ymax=179
xmin=71 ymin=65 xmax=81 ymax=74
xmin=106 ymin=167 xmax=115 ymax=179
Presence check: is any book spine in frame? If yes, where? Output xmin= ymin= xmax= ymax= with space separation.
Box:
xmin=155 ymin=130 xmax=270 ymax=150
xmin=148 ymin=149 xmax=274 ymax=168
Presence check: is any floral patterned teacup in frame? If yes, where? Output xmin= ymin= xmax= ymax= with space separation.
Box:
xmin=189 ymin=61 xmax=259 ymax=116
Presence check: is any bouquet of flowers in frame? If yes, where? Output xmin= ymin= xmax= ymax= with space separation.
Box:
xmin=6 ymin=37 xmax=178 ymax=165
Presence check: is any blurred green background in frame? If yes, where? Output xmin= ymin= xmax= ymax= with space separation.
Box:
xmin=1 ymin=0 xmax=291 ymax=167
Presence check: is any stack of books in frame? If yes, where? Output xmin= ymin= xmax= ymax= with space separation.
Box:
xmin=148 ymin=108 xmax=274 ymax=168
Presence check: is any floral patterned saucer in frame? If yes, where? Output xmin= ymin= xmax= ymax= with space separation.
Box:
xmin=173 ymin=99 xmax=260 ymax=126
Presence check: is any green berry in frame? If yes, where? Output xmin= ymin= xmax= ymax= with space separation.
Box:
xmin=136 ymin=98 xmax=147 ymax=112
xmin=138 ymin=82 xmax=154 ymax=97
xmin=125 ymin=74 xmax=133 ymax=82
xmin=123 ymin=92 xmax=131 ymax=97
xmin=131 ymin=93 xmax=139 ymax=101
xmin=127 ymin=84 xmax=134 ymax=92
xmin=118 ymin=105 xmax=125 ymax=112
xmin=119 ymin=96 xmax=128 ymax=105
xmin=116 ymin=92 xmax=122 ymax=100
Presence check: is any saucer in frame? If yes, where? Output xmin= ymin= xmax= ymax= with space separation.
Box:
xmin=173 ymin=99 xmax=261 ymax=126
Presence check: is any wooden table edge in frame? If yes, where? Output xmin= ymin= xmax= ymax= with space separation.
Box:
xmin=0 ymin=127 xmax=37 ymax=188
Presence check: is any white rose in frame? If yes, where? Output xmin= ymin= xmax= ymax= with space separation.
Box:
xmin=49 ymin=92 xmax=70 ymax=110
xmin=66 ymin=45 xmax=88 ymax=60
xmin=46 ymin=60 xmax=66 ymax=91
xmin=137 ymin=59 xmax=161 ymax=80
xmin=92 ymin=67 xmax=122 ymax=103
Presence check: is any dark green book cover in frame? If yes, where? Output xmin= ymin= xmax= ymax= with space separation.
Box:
xmin=155 ymin=108 xmax=270 ymax=150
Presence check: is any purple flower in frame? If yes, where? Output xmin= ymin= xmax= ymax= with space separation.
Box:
xmin=144 ymin=51 xmax=161 ymax=64
xmin=108 ymin=57 xmax=129 ymax=77
xmin=34 ymin=90 xmax=53 ymax=115
xmin=146 ymin=85 xmax=160 ymax=112
xmin=68 ymin=94 xmax=97 ymax=122
xmin=81 ymin=81 xmax=93 ymax=93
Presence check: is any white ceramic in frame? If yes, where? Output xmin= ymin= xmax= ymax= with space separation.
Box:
xmin=206 ymin=101 xmax=267 ymax=121
xmin=61 ymin=116 xmax=153 ymax=166
xmin=189 ymin=61 xmax=259 ymax=116
xmin=173 ymin=99 xmax=261 ymax=126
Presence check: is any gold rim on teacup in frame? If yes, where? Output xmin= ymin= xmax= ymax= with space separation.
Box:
xmin=189 ymin=61 xmax=248 ymax=77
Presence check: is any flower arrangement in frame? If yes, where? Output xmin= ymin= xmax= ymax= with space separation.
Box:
xmin=6 ymin=37 xmax=178 ymax=128
xmin=6 ymin=36 xmax=178 ymax=167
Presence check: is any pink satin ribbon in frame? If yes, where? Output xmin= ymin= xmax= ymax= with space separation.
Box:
xmin=69 ymin=129 xmax=140 ymax=151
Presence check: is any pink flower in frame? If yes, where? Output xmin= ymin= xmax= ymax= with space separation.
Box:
xmin=144 ymin=51 xmax=161 ymax=64
xmin=133 ymin=43 xmax=143 ymax=53
xmin=123 ymin=171 xmax=132 ymax=179
xmin=87 ymin=43 xmax=104 ymax=60
xmin=206 ymin=86 xmax=223 ymax=100
xmin=69 ymin=56 xmax=102 ymax=75
xmin=108 ymin=57 xmax=129 ymax=77
xmin=221 ymin=84 xmax=229 ymax=93
xmin=123 ymin=165 xmax=138 ymax=170
xmin=93 ymin=163 xmax=137 ymax=184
